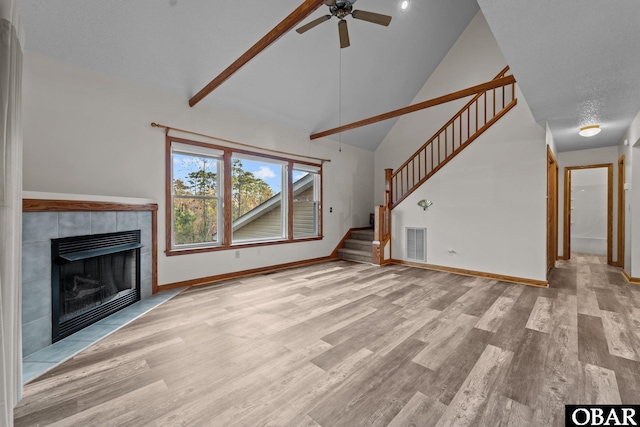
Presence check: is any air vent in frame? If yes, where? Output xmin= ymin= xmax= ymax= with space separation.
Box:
xmin=406 ymin=227 xmax=426 ymax=261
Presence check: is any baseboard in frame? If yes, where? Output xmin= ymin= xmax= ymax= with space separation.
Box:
xmin=158 ymin=256 xmax=338 ymax=291
xmin=390 ymin=259 xmax=548 ymax=288
xmin=622 ymin=269 xmax=640 ymax=285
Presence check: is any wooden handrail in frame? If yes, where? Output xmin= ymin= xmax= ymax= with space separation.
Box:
xmin=310 ymin=73 xmax=515 ymax=140
xmin=373 ymin=67 xmax=516 ymax=265
xmin=388 ymin=66 xmax=517 ymax=209
xmin=392 ymin=67 xmax=510 ymax=177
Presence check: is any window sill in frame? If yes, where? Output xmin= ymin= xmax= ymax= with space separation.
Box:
xmin=165 ymin=236 xmax=324 ymax=257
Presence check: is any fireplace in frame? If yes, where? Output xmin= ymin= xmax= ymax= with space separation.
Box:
xmin=51 ymin=230 xmax=142 ymax=342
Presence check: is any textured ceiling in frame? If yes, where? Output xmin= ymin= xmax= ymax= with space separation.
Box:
xmin=16 ymin=0 xmax=479 ymax=151
xmin=478 ymin=0 xmax=640 ymax=152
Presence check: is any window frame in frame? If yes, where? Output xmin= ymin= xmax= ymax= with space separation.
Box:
xmin=170 ymin=142 xmax=224 ymax=249
xmin=165 ymin=136 xmax=323 ymax=256
xmin=230 ymin=153 xmax=287 ymax=244
xmin=292 ymin=165 xmax=321 ymax=239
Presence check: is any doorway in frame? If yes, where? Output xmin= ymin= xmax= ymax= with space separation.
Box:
xmin=547 ymin=147 xmax=558 ymax=273
xmin=563 ymin=164 xmax=613 ymax=264
xmin=617 ymin=155 xmax=625 ymax=268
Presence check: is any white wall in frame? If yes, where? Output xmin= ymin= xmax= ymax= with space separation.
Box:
xmin=634 ymin=141 xmax=640 ymax=277
xmin=618 ymin=109 xmax=640 ymax=276
xmin=376 ymin=11 xmax=547 ymax=281
xmin=557 ymin=146 xmax=619 ymax=260
xmin=22 ymin=53 xmax=374 ymax=286
xmin=374 ymin=12 xmax=514 ymax=204
xmin=570 ymin=168 xmax=608 ymax=255
xmin=546 ymin=122 xmax=558 ymax=156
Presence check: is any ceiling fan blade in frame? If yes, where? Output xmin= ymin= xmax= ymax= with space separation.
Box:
xmin=324 ymin=0 xmax=337 ymax=5
xmin=296 ymin=15 xmax=332 ymax=34
xmin=338 ymin=19 xmax=350 ymax=48
xmin=351 ymin=10 xmax=392 ymax=26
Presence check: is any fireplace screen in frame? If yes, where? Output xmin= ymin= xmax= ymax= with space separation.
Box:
xmin=52 ymin=231 xmax=142 ymax=342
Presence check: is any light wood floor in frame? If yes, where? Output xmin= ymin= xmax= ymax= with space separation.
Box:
xmin=15 ymin=255 xmax=640 ymax=426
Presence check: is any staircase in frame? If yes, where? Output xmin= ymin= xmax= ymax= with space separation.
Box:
xmin=338 ymin=229 xmax=374 ymax=263
xmin=389 ymin=66 xmax=517 ymax=208
xmin=373 ymin=66 xmax=517 ymax=265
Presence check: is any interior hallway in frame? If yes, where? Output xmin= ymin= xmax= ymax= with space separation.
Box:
xmin=14 ymin=255 xmax=640 ymax=426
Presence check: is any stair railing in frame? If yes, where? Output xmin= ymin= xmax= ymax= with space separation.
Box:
xmin=389 ymin=66 xmax=516 ymax=209
xmin=373 ymin=67 xmax=517 ymax=265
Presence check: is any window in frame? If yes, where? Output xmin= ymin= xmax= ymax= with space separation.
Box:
xmin=293 ymin=165 xmax=320 ymax=238
xmin=167 ymin=138 xmax=322 ymax=254
xmin=231 ymin=156 xmax=285 ymax=242
xmin=170 ymin=143 xmax=223 ymax=248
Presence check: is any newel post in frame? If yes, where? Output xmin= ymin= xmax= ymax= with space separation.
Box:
xmin=384 ymin=168 xmax=393 ymax=208
xmin=372 ymin=169 xmax=393 ymax=266
xmin=384 ymin=169 xmax=393 ymax=238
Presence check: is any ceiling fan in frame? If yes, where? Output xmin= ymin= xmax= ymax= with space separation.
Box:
xmin=296 ymin=0 xmax=392 ymax=48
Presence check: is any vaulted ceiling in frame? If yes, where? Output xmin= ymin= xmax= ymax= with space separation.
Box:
xmin=16 ymin=1 xmax=640 ymax=153
xmin=17 ymin=0 xmax=479 ymax=151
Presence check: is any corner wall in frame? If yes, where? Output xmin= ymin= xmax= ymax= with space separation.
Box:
xmin=375 ymin=11 xmax=547 ymax=282
xmin=618 ymin=109 xmax=640 ymax=277
xmin=22 ymin=53 xmax=374 ymax=286
xmin=546 ymin=123 xmax=558 ymax=156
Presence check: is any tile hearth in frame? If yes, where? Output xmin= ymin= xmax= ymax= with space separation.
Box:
xmin=22 ymin=287 xmax=183 ymax=384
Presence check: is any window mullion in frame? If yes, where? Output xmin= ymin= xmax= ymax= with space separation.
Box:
xmin=319 ymin=163 xmax=323 ymax=238
xmin=287 ymin=161 xmax=294 ymax=240
xmin=223 ymin=150 xmax=233 ymax=246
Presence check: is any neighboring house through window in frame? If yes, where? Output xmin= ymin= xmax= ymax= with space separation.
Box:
xmin=166 ymin=137 xmax=322 ymax=255
xmin=293 ymin=166 xmax=321 ymax=238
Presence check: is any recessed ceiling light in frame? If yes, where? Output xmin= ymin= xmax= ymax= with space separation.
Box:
xmin=400 ymin=1 xmax=410 ymax=11
xmin=579 ymin=125 xmax=601 ymax=137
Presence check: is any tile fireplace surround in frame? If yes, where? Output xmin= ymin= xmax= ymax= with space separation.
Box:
xmin=21 ymin=192 xmax=158 ymax=358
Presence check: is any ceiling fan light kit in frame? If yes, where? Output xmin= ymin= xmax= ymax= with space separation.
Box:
xmin=296 ymin=0 xmax=392 ymax=48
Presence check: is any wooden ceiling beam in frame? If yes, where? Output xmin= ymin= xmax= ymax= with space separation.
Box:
xmin=189 ymin=0 xmax=326 ymax=107
xmin=309 ymin=75 xmax=517 ymax=140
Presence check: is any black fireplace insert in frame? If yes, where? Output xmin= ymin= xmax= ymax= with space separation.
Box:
xmin=51 ymin=230 xmax=142 ymax=342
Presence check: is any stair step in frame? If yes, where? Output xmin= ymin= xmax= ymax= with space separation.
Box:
xmin=350 ymin=229 xmax=375 ymax=241
xmin=344 ymin=239 xmax=373 ymax=251
xmin=338 ymin=248 xmax=372 ymax=264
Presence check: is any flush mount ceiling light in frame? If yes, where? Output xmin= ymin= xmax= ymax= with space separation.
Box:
xmin=579 ymin=125 xmax=601 ymax=137
xmin=400 ymin=0 xmax=410 ymax=11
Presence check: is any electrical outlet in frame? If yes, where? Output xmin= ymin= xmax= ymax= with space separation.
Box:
xmin=235 ymin=251 xmax=240 ymax=259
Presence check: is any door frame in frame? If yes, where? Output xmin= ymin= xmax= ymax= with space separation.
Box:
xmin=547 ymin=146 xmax=558 ymax=273
xmin=563 ymin=163 xmax=613 ymax=264
xmin=617 ymin=155 xmax=625 ymax=268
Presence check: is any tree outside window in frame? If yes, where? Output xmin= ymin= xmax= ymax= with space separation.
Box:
xmin=168 ymin=139 xmax=322 ymax=252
